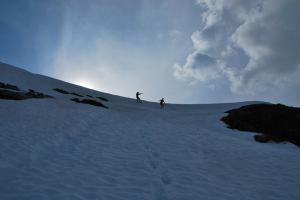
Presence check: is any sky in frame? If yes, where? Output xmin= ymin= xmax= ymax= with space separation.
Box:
xmin=0 ymin=0 xmax=300 ymax=106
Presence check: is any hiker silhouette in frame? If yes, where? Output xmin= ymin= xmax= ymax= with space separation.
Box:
xmin=136 ymin=92 xmax=142 ymax=103
xmin=160 ymin=98 xmax=165 ymax=109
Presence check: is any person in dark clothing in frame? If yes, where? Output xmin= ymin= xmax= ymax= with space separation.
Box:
xmin=160 ymin=98 xmax=165 ymax=109
xmin=136 ymin=92 xmax=142 ymax=103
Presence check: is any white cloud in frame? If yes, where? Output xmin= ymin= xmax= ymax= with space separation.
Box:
xmin=175 ymin=0 xmax=300 ymax=95
xmin=174 ymin=51 xmax=222 ymax=82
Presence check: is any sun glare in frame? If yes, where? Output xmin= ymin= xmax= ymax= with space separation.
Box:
xmin=75 ymin=79 xmax=95 ymax=90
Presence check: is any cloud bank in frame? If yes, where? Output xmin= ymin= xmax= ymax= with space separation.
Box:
xmin=174 ymin=0 xmax=300 ymax=95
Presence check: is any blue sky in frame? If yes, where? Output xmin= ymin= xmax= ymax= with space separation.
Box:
xmin=1 ymin=0 xmax=300 ymax=106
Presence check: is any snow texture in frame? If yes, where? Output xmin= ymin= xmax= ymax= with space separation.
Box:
xmin=0 ymin=62 xmax=300 ymax=200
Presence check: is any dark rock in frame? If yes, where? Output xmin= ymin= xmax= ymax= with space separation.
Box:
xmin=86 ymin=95 xmax=94 ymax=98
xmin=254 ymin=134 xmax=271 ymax=143
xmin=71 ymin=98 xmax=80 ymax=103
xmin=26 ymin=89 xmax=53 ymax=99
xmin=221 ymin=103 xmax=300 ymax=147
xmin=97 ymin=96 xmax=108 ymax=102
xmin=53 ymin=88 xmax=69 ymax=94
xmin=0 ymin=89 xmax=52 ymax=100
xmin=71 ymin=98 xmax=108 ymax=108
xmin=71 ymin=92 xmax=84 ymax=97
xmin=0 ymin=82 xmax=21 ymax=91
xmin=0 ymin=89 xmax=26 ymax=100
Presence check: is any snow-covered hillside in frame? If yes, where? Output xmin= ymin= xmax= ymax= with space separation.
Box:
xmin=0 ymin=62 xmax=299 ymax=200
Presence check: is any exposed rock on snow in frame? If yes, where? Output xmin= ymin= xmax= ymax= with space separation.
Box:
xmin=0 ymin=82 xmax=21 ymax=91
xmin=54 ymin=88 xmax=107 ymax=102
xmin=0 ymin=89 xmax=27 ymax=100
xmin=221 ymin=103 xmax=300 ymax=147
xmin=254 ymin=134 xmax=271 ymax=143
xmin=0 ymin=85 xmax=52 ymax=100
xmin=97 ymin=96 xmax=109 ymax=102
xmin=71 ymin=98 xmax=108 ymax=108
xmin=26 ymin=89 xmax=53 ymax=99
xmin=53 ymin=88 xmax=69 ymax=94
xmin=70 ymin=92 xmax=84 ymax=97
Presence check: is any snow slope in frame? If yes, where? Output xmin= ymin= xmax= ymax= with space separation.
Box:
xmin=0 ymin=62 xmax=299 ymax=200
